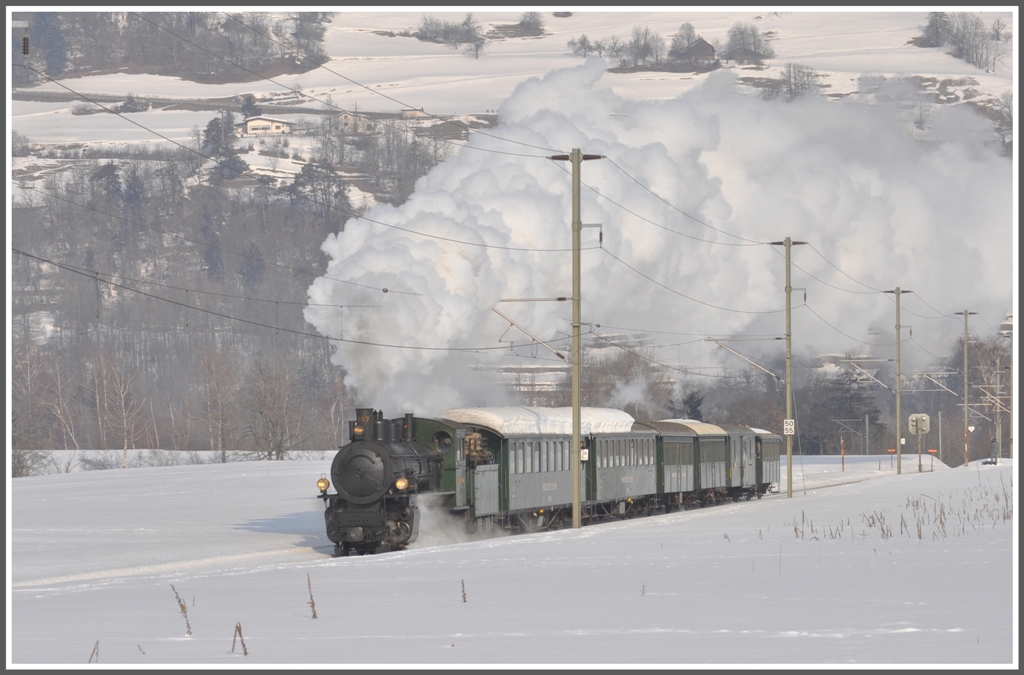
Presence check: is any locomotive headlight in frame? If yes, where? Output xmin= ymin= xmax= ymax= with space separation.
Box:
xmin=317 ymin=476 xmax=330 ymax=493
xmin=394 ymin=476 xmax=409 ymax=491
xmin=352 ymin=424 xmax=365 ymax=439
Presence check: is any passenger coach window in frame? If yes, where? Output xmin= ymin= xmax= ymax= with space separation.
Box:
xmin=555 ymin=442 xmax=563 ymax=471
xmin=516 ymin=444 xmax=524 ymax=474
xmin=541 ymin=441 xmax=548 ymax=473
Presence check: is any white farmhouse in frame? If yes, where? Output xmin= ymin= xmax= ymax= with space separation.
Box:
xmin=237 ymin=116 xmax=292 ymax=136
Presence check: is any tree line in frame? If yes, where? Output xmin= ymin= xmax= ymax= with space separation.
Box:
xmin=565 ymin=20 xmax=776 ymax=70
xmin=923 ymin=11 xmax=1011 ymax=73
xmin=13 ymin=11 xmax=333 ymax=87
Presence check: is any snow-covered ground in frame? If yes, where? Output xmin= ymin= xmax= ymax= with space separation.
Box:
xmin=8 ymin=455 xmax=1016 ymax=665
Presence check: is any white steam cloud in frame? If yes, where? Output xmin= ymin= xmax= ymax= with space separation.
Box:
xmin=304 ymin=59 xmax=1013 ymax=415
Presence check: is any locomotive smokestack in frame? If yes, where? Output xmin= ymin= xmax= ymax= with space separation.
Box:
xmin=374 ymin=414 xmax=389 ymax=442
xmin=404 ymin=413 xmax=415 ymax=441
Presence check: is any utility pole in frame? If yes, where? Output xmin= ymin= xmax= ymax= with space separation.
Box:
xmin=960 ymin=310 xmax=977 ymax=466
xmin=770 ymin=237 xmax=806 ymax=498
xmin=884 ymin=288 xmax=912 ymax=475
xmin=865 ymin=413 xmax=869 ymax=455
xmin=549 ymin=148 xmax=602 ymax=528
xmin=994 ymin=357 xmax=1001 ymax=461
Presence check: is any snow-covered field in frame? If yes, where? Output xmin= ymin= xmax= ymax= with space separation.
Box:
xmin=8 ymin=455 xmax=1016 ymax=666
xmin=11 ymin=11 xmax=1015 ymax=146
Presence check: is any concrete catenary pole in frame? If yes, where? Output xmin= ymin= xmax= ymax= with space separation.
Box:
xmin=885 ymin=287 xmax=912 ymax=475
xmin=963 ymin=310 xmax=972 ymax=466
xmin=549 ymin=149 xmax=602 ymax=528
xmin=770 ymin=237 xmax=805 ymax=498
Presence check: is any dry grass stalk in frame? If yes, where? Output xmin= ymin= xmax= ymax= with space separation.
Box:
xmin=461 ymin=579 xmax=467 ymax=603
xmin=307 ymin=573 xmax=318 ymax=619
xmin=88 ymin=640 xmax=99 ymax=663
xmin=232 ymin=622 xmax=249 ymax=656
xmin=170 ymin=584 xmax=192 ymax=636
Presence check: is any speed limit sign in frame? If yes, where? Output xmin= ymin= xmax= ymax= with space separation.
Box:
xmin=783 ymin=419 xmax=795 ymax=435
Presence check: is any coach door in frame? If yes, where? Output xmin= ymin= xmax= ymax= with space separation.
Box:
xmin=742 ymin=434 xmax=756 ymax=488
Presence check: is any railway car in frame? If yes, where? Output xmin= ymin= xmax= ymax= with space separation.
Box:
xmin=636 ymin=421 xmax=696 ymax=511
xmin=317 ymin=406 xmax=783 ymax=556
xmin=661 ymin=419 xmax=729 ymax=505
xmin=751 ymin=427 xmax=782 ymax=496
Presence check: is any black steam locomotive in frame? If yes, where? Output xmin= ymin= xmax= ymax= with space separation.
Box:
xmin=317 ymin=406 xmax=781 ymax=556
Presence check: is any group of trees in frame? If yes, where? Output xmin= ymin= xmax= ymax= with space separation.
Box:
xmin=417 ymin=13 xmax=484 ymax=55
xmin=566 ymin=21 xmax=774 ymax=70
xmin=723 ymin=22 xmax=776 ymax=60
xmin=410 ymin=12 xmax=548 ymax=58
xmin=12 ymin=338 xmax=350 ymax=476
xmin=12 ymin=11 xmax=332 ymax=86
xmin=923 ymin=11 xmax=1010 ymax=72
xmin=567 ymin=25 xmax=672 ymax=68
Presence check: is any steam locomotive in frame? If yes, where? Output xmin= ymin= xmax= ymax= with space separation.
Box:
xmin=317 ymin=406 xmax=782 ymax=556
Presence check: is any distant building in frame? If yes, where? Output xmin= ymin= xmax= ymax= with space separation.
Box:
xmin=337 ymin=111 xmax=374 ymax=134
xmin=998 ymin=312 xmax=1013 ymax=339
xmin=683 ymin=37 xmax=716 ymax=64
xmin=237 ymin=116 xmax=292 ymax=136
xmin=400 ymin=108 xmax=425 ymax=119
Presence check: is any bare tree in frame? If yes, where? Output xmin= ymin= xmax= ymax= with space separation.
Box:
xmin=763 ymin=63 xmax=821 ymax=101
xmin=195 ymin=344 xmax=239 ymax=463
xmin=626 ymin=26 xmax=656 ymax=67
xmin=519 ymin=12 xmax=543 ymax=31
xmin=725 ymin=22 xmax=775 ymax=59
xmin=238 ymin=357 xmax=310 ymax=460
xmin=669 ymin=22 xmax=698 ymax=61
xmin=603 ymin=34 xmax=625 ymax=63
xmin=567 ymin=34 xmax=594 ymax=57
xmin=104 ymin=360 xmax=148 ymax=467
xmin=43 ymin=354 xmax=82 ymax=450
xmin=12 ymin=345 xmax=51 ymax=476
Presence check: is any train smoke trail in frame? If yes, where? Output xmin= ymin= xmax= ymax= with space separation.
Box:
xmin=304 ymin=59 xmax=1012 ymax=415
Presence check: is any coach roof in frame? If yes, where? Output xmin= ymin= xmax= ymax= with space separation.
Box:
xmin=439 ymin=406 xmax=636 ymax=436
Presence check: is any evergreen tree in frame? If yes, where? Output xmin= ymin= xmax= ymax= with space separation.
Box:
xmin=240 ymin=94 xmax=262 ymax=119
xmin=32 ymin=12 xmax=67 ymax=76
